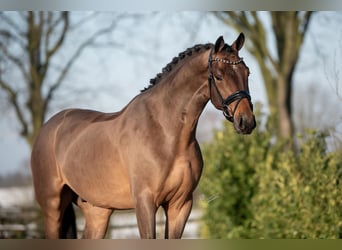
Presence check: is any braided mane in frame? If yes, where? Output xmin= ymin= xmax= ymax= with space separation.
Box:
xmin=141 ymin=43 xmax=213 ymax=92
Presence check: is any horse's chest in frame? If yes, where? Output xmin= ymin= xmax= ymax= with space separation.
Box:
xmin=156 ymin=156 xmax=203 ymax=204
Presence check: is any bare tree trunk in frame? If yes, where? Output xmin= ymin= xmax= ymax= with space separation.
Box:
xmin=277 ymin=75 xmax=293 ymax=138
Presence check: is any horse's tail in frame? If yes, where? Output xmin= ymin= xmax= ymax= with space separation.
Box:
xmin=61 ymin=203 xmax=77 ymax=238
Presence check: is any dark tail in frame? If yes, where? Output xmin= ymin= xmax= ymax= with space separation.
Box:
xmin=61 ymin=203 xmax=77 ymax=238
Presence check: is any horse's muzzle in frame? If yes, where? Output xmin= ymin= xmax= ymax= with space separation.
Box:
xmin=232 ymin=114 xmax=256 ymax=134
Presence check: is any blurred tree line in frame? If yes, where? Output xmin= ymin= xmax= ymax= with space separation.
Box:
xmin=0 ymin=171 xmax=31 ymax=187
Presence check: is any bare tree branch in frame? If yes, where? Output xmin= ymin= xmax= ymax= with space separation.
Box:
xmin=0 ymin=29 xmax=26 ymax=51
xmin=46 ymin=12 xmax=68 ymax=59
xmin=0 ymin=12 xmax=25 ymax=36
xmin=0 ymin=79 xmax=28 ymax=136
xmin=0 ymin=13 xmax=27 ymax=52
xmin=0 ymin=41 xmax=29 ymax=81
xmin=43 ymin=14 xmax=122 ymax=114
xmin=69 ymin=12 xmax=100 ymax=30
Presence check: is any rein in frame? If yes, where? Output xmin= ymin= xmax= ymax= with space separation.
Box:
xmin=208 ymin=48 xmax=253 ymax=122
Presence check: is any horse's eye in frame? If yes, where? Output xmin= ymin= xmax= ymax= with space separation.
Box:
xmin=215 ymin=75 xmax=222 ymax=81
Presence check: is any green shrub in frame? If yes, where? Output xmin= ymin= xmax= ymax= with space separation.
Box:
xmin=199 ymin=112 xmax=342 ymax=238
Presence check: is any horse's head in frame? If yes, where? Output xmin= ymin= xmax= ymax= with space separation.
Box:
xmin=208 ymin=33 xmax=256 ymax=134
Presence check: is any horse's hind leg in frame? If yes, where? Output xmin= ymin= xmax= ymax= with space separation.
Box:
xmin=77 ymin=198 xmax=113 ymax=239
xmin=39 ymin=185 xmax=76 ymax=238
xmin=42 ymin=198 xmax=63 ymax=239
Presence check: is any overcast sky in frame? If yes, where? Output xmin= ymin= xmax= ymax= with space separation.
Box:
xmin=0 ymin=11 xmax=341 ymax=175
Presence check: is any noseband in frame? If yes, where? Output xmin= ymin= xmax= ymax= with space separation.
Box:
xmin=208 ymin=48 xmax=253 ymax=122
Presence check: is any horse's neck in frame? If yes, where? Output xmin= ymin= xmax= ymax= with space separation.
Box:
xmin=146 ymin=51 xmax=210 ymax=140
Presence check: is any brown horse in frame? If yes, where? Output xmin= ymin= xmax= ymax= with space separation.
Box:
xmin=30 ymin=33 xmax=256 ymax=239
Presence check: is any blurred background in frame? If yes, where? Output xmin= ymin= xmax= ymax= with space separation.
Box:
xmin=0 ymin=11 xmax=341 ymax=238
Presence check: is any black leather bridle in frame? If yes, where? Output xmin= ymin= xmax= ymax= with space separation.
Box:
xmin=208 ymin=48 xmax=253 ymax=122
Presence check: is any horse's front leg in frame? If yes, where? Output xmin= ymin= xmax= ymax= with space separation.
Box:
xmin=163 ymin=196 xmax=193 ymax=239
xmin=135 ymin=191 xmax=157 ymax=239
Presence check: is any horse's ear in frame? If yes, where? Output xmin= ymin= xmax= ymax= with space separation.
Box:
xmin=214 ymin=36 xmax=225 ymax=53
xmin=231 ymin=32 xmax=245 ymax=51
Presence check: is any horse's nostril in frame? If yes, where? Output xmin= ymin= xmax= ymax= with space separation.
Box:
xmin=239 ymin=116 xmax=245 ymax=129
